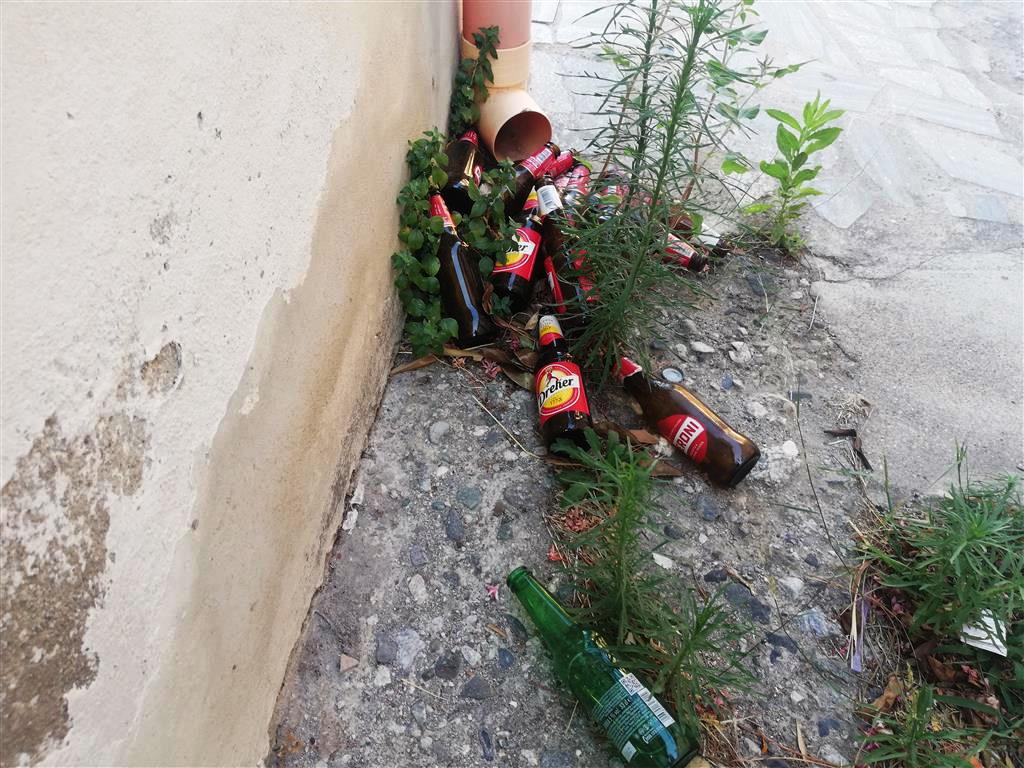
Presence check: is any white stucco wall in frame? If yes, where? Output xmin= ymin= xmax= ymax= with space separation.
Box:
xmin=0 ymin=3 xmax=456 ymax=765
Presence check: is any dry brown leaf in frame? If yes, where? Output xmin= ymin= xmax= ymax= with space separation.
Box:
xmin=443 ymin=345 xmax=483 ymax=361
xmin=390 ymin=354 xmax=438 ymax=375
xmin=594 ymin=420 xmax=661 ymax=446
xmin=795 ymin=722 xmax=807 ymax=758
xmin=647 ymin=460 xmax=685 ymax=478
xmin=869 ymin=674 xmax=903 ymax=713
xmin=501 ymin=365 xmax=534 ymax=391
xmin=514 ymin=347 xmax=539 ymax=371
xmin=926 ymin=655 xmax=959 ymax=683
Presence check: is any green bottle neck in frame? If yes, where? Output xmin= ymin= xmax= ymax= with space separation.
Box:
xmin=507 ymin=568 xmax=581 ymax=655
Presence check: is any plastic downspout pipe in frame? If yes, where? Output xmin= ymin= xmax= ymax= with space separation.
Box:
xmin=461 ymin=0 xmax=551 ymax=161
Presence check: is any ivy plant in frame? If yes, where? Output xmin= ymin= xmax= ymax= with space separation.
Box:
xmin=391 ymin=131 xmax=517 ymax=357
xmin=449 ymin=26 xmax=500 ymax=136
xmin=743 ymin=92 xmax=844 ymax=251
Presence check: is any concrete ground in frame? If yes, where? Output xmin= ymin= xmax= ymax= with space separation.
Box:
xmin=533 ymin=0 xmax=1023 ymax=490
xmin=267 ymin=2 xmax=1023 ymax=767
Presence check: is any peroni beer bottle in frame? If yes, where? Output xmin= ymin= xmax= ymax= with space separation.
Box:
xmin=534 ymin=315 xmax=592 ymax=450
xmin=429 ymin=191 xmax=496 ymax=348
xmin=508 ymin=567 xmax=703 ymax=768
xmin=491 ymin=212 xmax=544 ymax=312
xmin=441 ymin=129 xmax=485 ymax=215
xmin=618 ymin=357 xmax=759 ymax=487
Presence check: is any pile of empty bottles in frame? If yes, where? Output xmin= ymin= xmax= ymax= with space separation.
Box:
xmin=432 ymin=129 xmax=760 ymax=490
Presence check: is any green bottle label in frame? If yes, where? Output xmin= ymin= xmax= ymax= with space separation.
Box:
xmin=593 ymin=672 xmax=676 ymax=762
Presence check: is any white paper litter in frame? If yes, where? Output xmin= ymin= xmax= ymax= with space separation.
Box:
xmin=960 ymin=610 xmax=1008 ymax=657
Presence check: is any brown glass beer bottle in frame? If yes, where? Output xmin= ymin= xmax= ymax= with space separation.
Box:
xmin=491 ymin=212 xmax=544 ymax=312
xmin=535 ymin=315 xmax=593 ymax=450
xmin=429 ymin=191 xmax=497 ymax=348
xmin=617 ymin=357 xmax=759 ymax=487
xmin=441 ymin=129 xmax=485 ymax=215
xmin=537 ymin=176 xmax=597 ymax=318
xmin=663 ymin=232 xmax=708 ymax=272
xmin=502 ymin=142 xmax=560 ymax=216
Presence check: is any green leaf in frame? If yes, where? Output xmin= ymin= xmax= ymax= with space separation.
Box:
xmin=759 ymin=160 xmax=789 ymax=180
xmin=721 ymin=152 xmax=751 ymax=175
xmin=422 ymin=255 xmax=440 ymax=276
xmin=775 ymin=124 xmax=799 ymax=159
xmin=765 ymin=108 xmax=800 ymax=132
xmin=805 ymin=126 xmax=842 ymax=154
xmin=429 ymin=216 xmax=444 ymax=234
xmin=407 ymin=297 xmax=427 ymax=317
xmin=478 ymin=256 xmax=493 ymax=276
xmin=739 ymin=104 xmax=760 ymax=120
xmin=407 ymin=229 xmax=424 ymax=251
xmin=470 ymin=199 xmax=487 ymax=218
xmin=440 ymin=317 xmax=458 ymax=338
xmin=430 ymin=167 xmax=448 ymax=187
xmin=791 ymin=167 xmax=819 ymax=185
xmin=790 ymin=151 xmax=808 ymax=170
xmin=747 ymin=28 xmax=767 ymax=44
xmin=793 ymin=186 xmax=824 ymax=197
xmin=742 ymin=202 xmax=773 ymax=214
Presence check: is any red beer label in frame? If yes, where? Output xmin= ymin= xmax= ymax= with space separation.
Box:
xmin=429 ymin=195 xmax=455 ymax=230
xmin=564 ymin=165 xmax=591 ymax=195
xmin=616 ymin=357 xmax=643 ymax=380
xmin=656 ymin=414 xmax=709 ymax=462
xmin=548 ymin=151 xmax=575 ymax=177
xmin=460 ymin=129 xmax=480 ymax=146
xmin=665 ymin=233 xmax=698 ymax=268
xmin=520 ymin=146 xmax=556 ymax=177
xmin=544 ymin=256 xmax=568 ymax=313
xmin=522 ymin=189 xmax=539 ymax=214
xmin=493 ymin=226 xmax=541 ymax=277
xmin=535 ymin=362 xmax=590 ymax=424
xmin=472 ymin=163 xmax=483 ymax=185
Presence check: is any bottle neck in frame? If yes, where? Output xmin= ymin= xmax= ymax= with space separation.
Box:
xmin=429 ymin=193 xmax=457 ymax=234
xmin=507 ymin=568 xmax=579 ymax=649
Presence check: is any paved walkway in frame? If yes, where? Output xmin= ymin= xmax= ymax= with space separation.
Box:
xmin=531 ymin=0 xmax=1023 ymax=488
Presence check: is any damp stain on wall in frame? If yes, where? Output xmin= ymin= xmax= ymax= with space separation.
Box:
xmin=1 ymin=411 xmax=149 ymax=766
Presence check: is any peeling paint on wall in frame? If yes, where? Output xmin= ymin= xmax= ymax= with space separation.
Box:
xmin=0 ymin=412 xmax=149 ymax=766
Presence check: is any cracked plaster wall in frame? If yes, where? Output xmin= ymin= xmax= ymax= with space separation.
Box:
xmin=0 ymin=3 xmax=456 ymax=765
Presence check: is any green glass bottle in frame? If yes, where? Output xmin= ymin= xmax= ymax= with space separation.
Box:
xmin=508 ymin=567 xmax=704 ymax=767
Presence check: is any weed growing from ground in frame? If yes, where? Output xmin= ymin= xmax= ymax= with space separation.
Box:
xmin=555 ymin=430 xmax=755 ymax=747
xmin=566 ymin=0 xmax=797 ymax=380
xmin=857 ymin=451 xmax=1023 ymax=763
xmin=743 ymin=92 xmax=844 ymax=251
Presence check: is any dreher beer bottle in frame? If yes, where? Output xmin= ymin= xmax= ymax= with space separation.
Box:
xmin=534 ymin=315 xmax=592 ymax=450
xmin=617 ymin=357 xmax=759 ymax=487
xmin=429 ymin=191 xmax=497 ymax=348
xmin=491 ymin=212 xmax=544 ymax=312
xmin=441 ymin=129 xmax=485 ymax=215
xmin=508 ymin=567 xmax=704 ymax=768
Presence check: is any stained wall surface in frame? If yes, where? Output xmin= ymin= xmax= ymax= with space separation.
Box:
xmin=0 ymin=3 xmax=455 ymax=764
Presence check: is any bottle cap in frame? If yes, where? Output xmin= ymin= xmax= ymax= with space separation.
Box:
xmin=538 ymin=315 xmax=563 ymax=345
